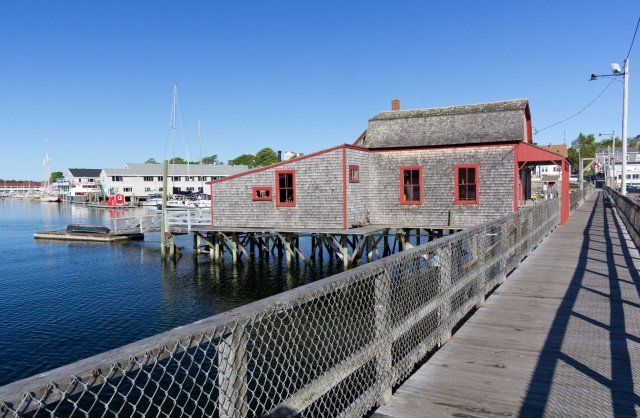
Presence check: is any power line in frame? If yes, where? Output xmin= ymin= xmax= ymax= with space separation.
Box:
xmin=626 ymin=14 xmax=640 ymax=60
xmin=533 ymin=77 xmax=617 ymax=134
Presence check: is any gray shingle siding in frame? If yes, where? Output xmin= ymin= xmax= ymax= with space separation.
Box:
xmin=212 ymin=149 xmax=344 ymax=229
xmin=367 ymin=146 xmax=514 ymax=228
xmin=212 ymin=145 xmax=514 ymax=230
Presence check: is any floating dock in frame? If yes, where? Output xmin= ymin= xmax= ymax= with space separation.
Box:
xmin=34 ymin=230 xmax=144 ymax=242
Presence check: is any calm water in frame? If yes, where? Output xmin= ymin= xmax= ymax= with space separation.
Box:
xmin=0 ymin=199 xmax=344 ymax=386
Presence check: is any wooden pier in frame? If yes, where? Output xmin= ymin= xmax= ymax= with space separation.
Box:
xmin=373 ymin=191 xmax=640 ymax=417
xmin=189 ymin=225 xmax=462 ymax=268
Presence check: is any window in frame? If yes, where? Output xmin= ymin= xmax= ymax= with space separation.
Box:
xmin=253 ymin=186 xmax=273 ymax=201
xmin=275 ymin=170 xmax=296 ymax=206
xmin=157 ymin=176 xmax=163 ymax=181
xmin=454 ymin=164 xmax=479 ymax=205
xmin=144 ymin=187 xmax=151 ymax=192
xmin=400 ymin=166 xmax=422 ymax=205
xmin=349 ymin=165 xmax=360 ymax=183
xmin=143 ymin=176 xmax=154 ymax=182
xmin=123 ymin=187 xmax=133 ymax=192
xmin=187 ymin=187 xmax=195 ymax=191
xmin=111 ymin=176 xmax=123 ymax=182
xmin=172 ymin=176 xmax=181 ymax=181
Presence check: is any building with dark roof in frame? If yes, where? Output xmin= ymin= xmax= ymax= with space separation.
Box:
xmin=210 ymin=99 xmax=571 ymax=230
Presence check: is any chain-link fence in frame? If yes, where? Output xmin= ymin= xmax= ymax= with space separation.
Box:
xmin=0 ymin=198 xmax=561 ymax=418
xmin=606 ymin=187 xmax=640 ymax=249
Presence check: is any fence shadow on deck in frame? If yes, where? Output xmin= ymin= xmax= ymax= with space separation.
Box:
xmin=519 ymin=193 xmax=640 ymax=417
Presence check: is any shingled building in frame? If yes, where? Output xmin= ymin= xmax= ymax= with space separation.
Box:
xmin=210 ymin=99 xmax=570 ymax=229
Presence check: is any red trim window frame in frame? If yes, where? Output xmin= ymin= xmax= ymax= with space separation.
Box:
xmin=252 ymin=186 xmax=272 ymax=201
xmin=400 ymin=166 xmax=423 ymax=205
xmin=454 ymin=163 xmax=480 ymax=205
xmin=348 ymin=165 xmax=360 ymax=183
xmin=275 ymin=170 xmax=296 ymax=207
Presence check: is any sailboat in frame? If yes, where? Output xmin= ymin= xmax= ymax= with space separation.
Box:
xmin=40 ymin=139 xmax=60 ymax=202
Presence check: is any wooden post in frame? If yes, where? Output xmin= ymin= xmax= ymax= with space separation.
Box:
xmin=160 ymin=160 xmax=168 ymax=258
xmin=169 ymin=234 xmax=176 ymax=260
xmin=231 ymin=233 xmax=238 ymax=264
xmin=437 ymin=243 xmax=453 ymax=346
xmin=366 ymin=236 xmax=373 ymax=262
xmin=375 ymin=270 xmax=392 ymax=405
xmin=416 ymin=228 xmax=421 ymax=246
xmin=284 ymin=236 xmax=292 ymax=266
xmin=217 ymin=327 xmax=249 ymax=418
xmin=341 ymin=235 xmax=349 ymax=270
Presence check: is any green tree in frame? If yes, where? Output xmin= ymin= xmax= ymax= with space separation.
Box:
xmin=230 ymin=154 xmax=256 ymax=166
xmin=145 ymin=158 xmax=159 ymax=164
xmin=50 ymin=171 xmax=64 ymax=183
xmin=254 ymin=148 xmax=278 ymax=166
xmin=201 ymin=154 xmax=219 ymax=164
xmin=168 ymin=157 xmax=188 ymax=164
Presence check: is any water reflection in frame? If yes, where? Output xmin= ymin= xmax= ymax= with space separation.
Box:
xmin=0 ymin=199 xmax=347 ymax=385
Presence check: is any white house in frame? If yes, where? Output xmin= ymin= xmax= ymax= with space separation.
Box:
xmin=596 ymin=147 xmax=640 ymax=187
xmin=66 ymin=168 xmax=102 ymax=201
xmin=100 ymin=163 xmax=250 ymax=200
xmin=531 ymin=144 xmax=568 ymax=191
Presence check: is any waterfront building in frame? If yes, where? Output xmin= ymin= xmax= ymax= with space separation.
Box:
xmin=595 ymin=147 xmax=640 ymax=186
xmin=531 ymin=144 xmax=568 ymax=191
xmin=0 ymin=181 xmax=44 ymax=195
xmin=283 ymin=151 xmax=304 ymax=161
xmin=210 ymin=98 xmax=571 ymax=229
xmin=66 ymin=168 xmax=102 ymax=201
xmin=100 ymin=163 xmax=250 ymax=200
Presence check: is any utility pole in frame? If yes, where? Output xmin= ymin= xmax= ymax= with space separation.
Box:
xmin=622 ymin=58 xmax=630 ymax=195
xmin=579 ymin=148 xmax=583 ymax=191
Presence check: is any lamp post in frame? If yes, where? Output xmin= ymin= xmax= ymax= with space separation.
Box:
xmin=591 ymin=59 xmax=629 ymax=194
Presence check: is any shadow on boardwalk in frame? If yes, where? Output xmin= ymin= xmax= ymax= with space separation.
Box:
xmin=373 ymin=192 xmax=640 ymax=417
xmin=520 ymin=192 xmax=640 ymax=417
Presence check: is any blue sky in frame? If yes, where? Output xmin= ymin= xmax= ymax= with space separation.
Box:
xmin=0 ymin=1 xmax=638 ymax=179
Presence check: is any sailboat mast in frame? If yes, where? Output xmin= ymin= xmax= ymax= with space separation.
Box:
xmin=170 ymin=83 xmax=178 ymax=193
xmin=197 ymin=118 xmax=203 ymax=164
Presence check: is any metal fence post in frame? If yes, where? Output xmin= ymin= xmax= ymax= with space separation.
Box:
xmin=217 ymin=326 xmax=249 ymax=418
xmin=374 ymin=270 xmax=392 ymax=405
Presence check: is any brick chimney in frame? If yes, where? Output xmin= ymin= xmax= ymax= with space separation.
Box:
xmin=391 ymin=98 xmax=400 ymax=111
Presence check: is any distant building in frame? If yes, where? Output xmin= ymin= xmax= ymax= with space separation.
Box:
xmin=210 ymin=98 xmax=572 ymax=229
xmin=66 ymin=168 xmax=102 ymax=201
xmin=595 ymin=147 xmax=640 ymax=186
xmin=0 ymin=181 xmax=44 ymax=193
xmin=100 ymin=163 xmax=250 ymax=200
xmin=531 ymin=144 xmax=568 ymax=191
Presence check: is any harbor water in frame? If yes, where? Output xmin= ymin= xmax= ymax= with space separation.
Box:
xmin=0 ymin=199 xmax=345 ymax=386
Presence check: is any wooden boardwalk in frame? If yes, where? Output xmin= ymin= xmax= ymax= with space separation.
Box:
xmin=374 ymin=191 xmax=640 ymax=417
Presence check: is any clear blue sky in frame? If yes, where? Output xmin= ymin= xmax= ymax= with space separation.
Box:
xmin=1 ymin=1 xmax=638 ymax=179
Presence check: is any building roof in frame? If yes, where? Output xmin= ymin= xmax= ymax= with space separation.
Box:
xmin=68 ymin=168 xmax=102 ymax=178
xmin=537 ymin=144 xmax=568 ymax=158
xmin=102 ymin=163 xmax=250 ymax=177
xmin=362 ymin=99 xmax=531 ymax=149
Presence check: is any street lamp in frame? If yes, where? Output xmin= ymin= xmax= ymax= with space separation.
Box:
xmin=591 ymin=60 xmax=629 ymax=195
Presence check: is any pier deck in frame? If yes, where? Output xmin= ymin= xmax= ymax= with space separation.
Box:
xmin=373 ymin=191 xmax=640 ymax=416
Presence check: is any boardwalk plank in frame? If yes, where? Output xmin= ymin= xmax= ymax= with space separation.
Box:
xmin=374 ymin=192 xmax=640 ymax=417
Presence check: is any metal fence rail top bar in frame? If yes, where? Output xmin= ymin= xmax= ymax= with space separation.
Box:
xmin=0 ymin=197 xmax=565 ymax=417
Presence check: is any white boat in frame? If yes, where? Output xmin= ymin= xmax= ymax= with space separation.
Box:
xmin=39 ymin=139 xmax=61 ymax=203
xmin=40 ymin=195 xmax=60 ymax=202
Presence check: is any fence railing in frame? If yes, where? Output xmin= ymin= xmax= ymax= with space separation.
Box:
xmin=0 ymin=198 xmax=561 ymax=418
xmin=606 ymin=187 xmax=640 ymax=249
xmin=570 ymin=184 xmax=594 ymax=211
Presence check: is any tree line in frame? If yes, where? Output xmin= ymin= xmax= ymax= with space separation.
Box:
xmin=567 ymin=133 xmax=640 ymax=171
xmin=145 ymin=148 xmax=279 ymax=167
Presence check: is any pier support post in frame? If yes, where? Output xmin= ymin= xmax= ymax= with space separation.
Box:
xmin=169 ymin=234 xmax=176 ymax=260
xmin=231 ymin=234 xmax=238 ymax=264
xmin=341 ymin=235 xmax=349 ymax=270
xmin=217 ymin=327 xmax=249 ymax=418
